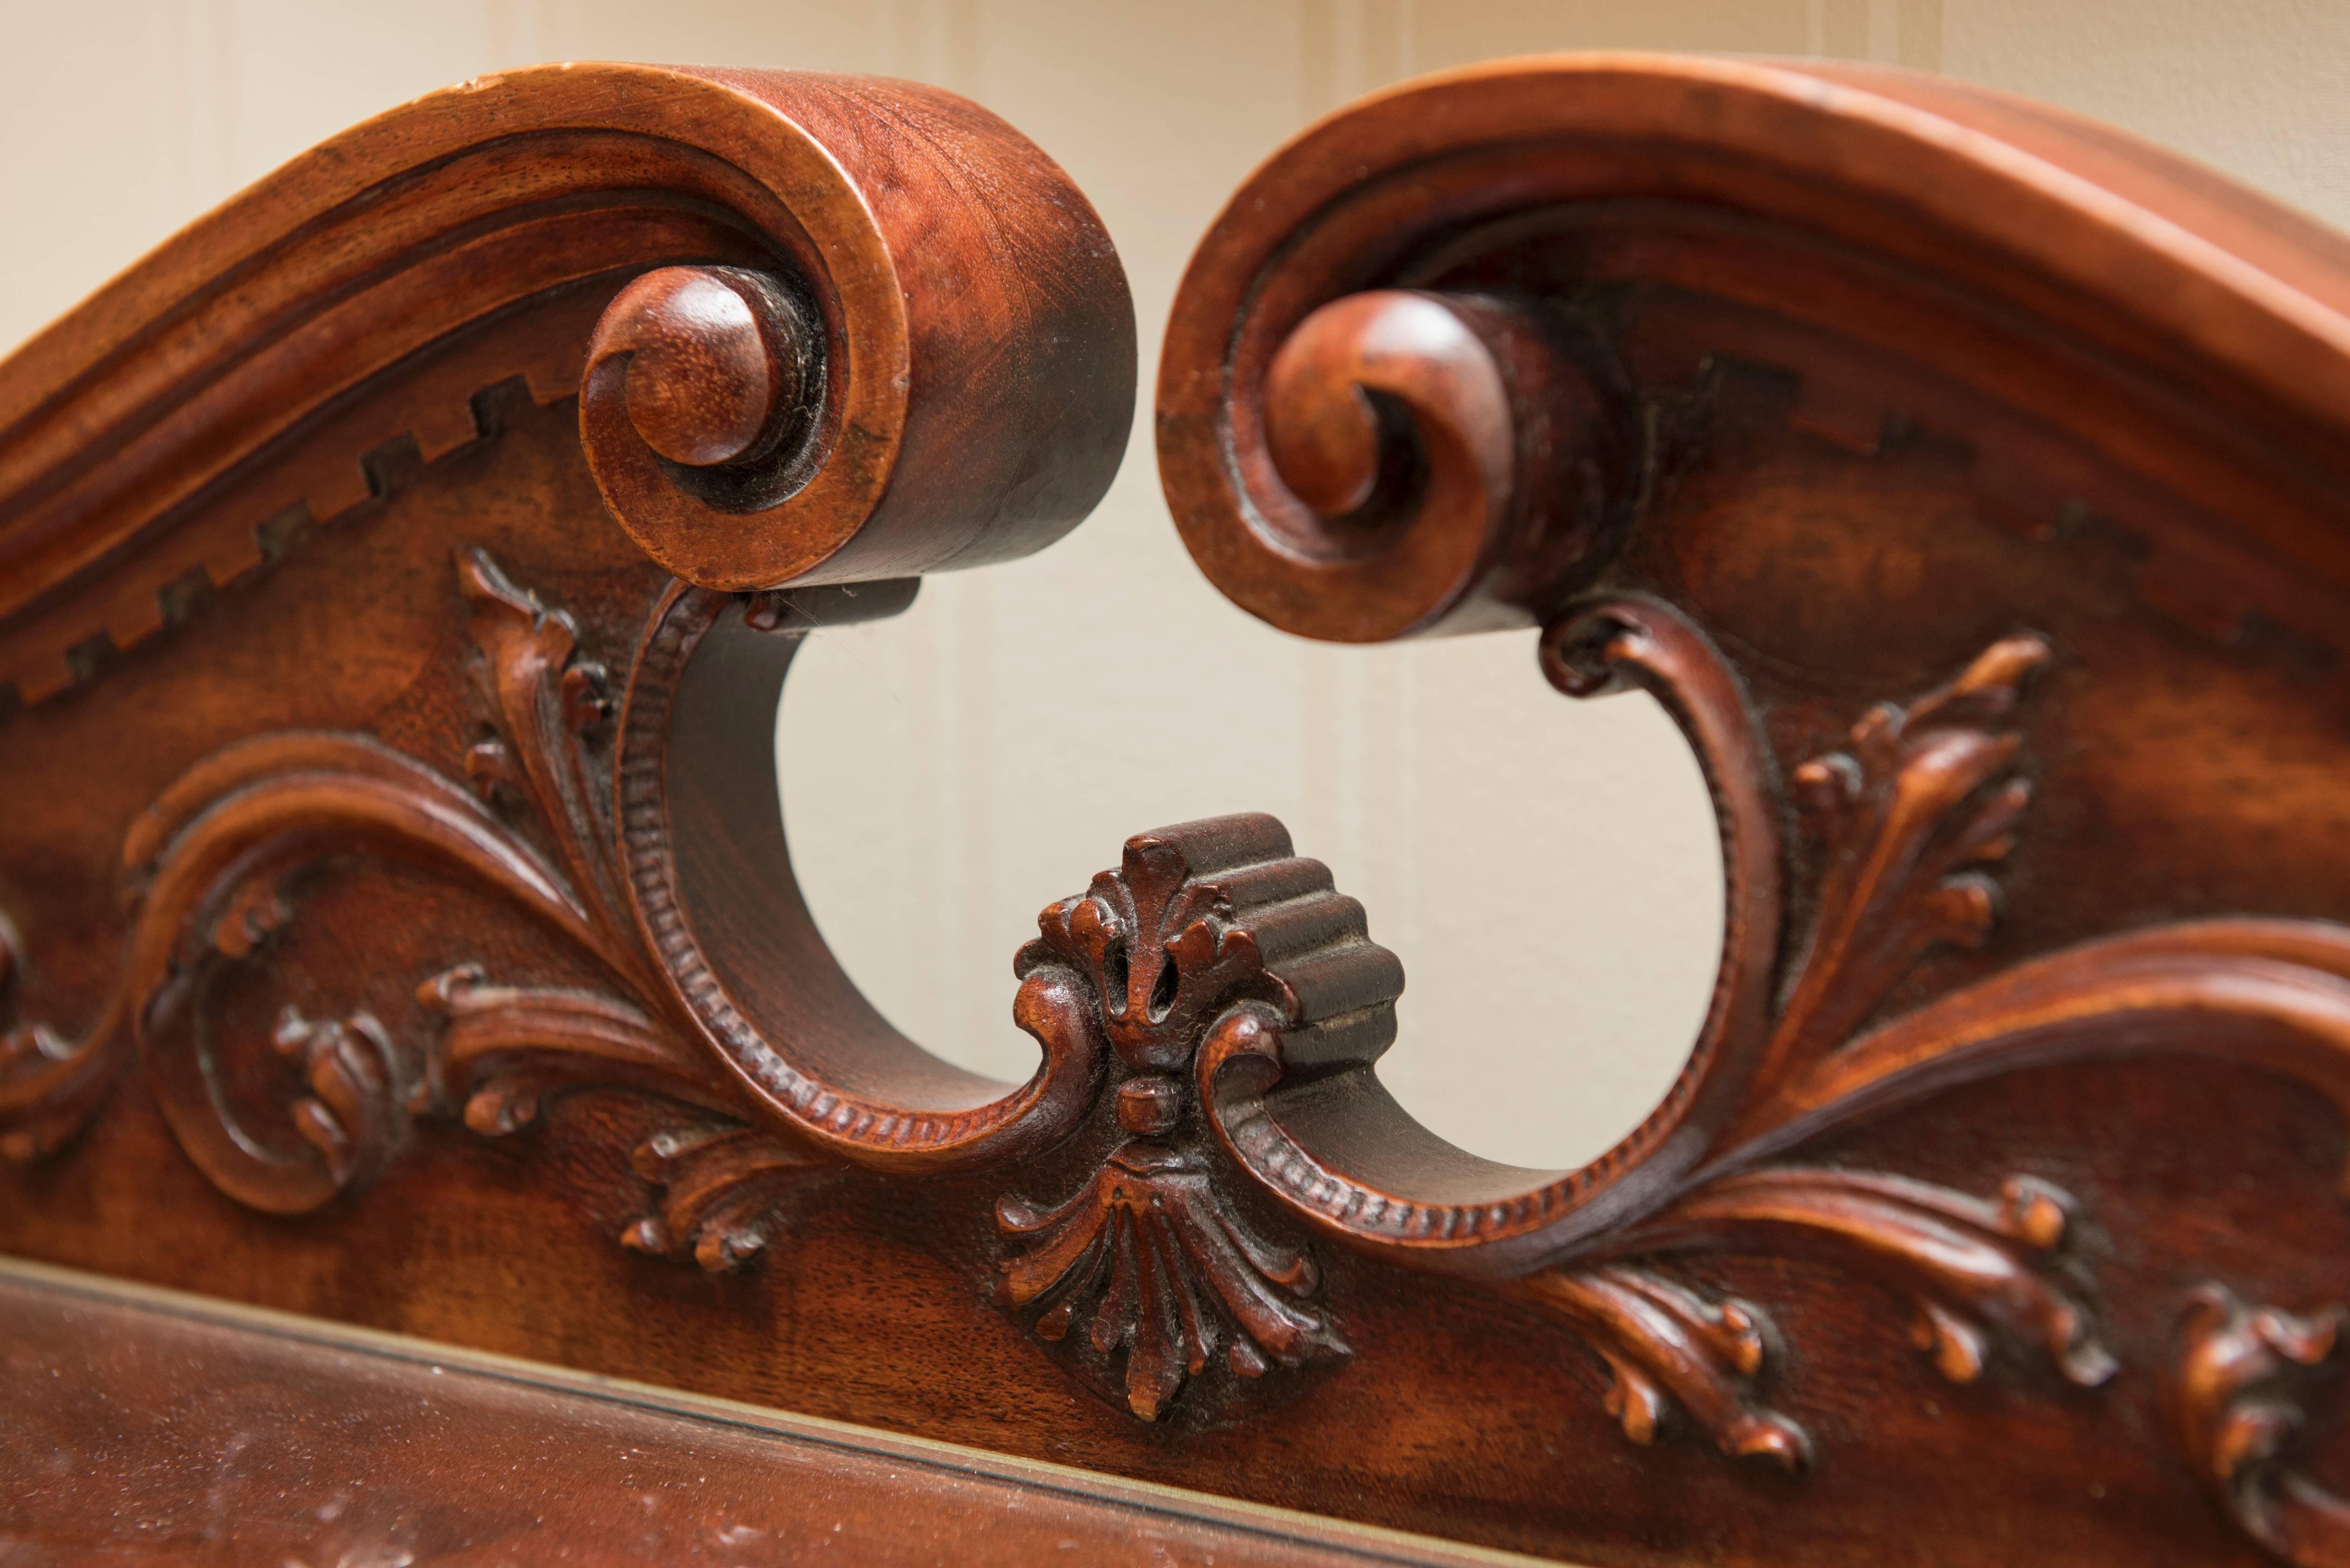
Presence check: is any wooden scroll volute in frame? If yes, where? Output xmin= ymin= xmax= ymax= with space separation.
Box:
xmin=577 ymin=80 xmax=1133 ymax=592
xmin=1159 ymin=52 xmax=2350 ymax=1275
xmin=1166 ymin=278 xmax=1624 ymax=643
xmin=0 ymin=64 xmax=1133 ymax=703
xmin=21 ymin=51 xmax=2350 ymax=1568
xmin=0 ymin=65 xmax=1135 ymax=1209
xmin=1157 ymin=62 xmax=2350 ymax=1551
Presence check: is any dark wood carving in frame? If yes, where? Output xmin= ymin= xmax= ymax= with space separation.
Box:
xmin=2168 ymin=1286 xmax=2350 ymax=1567
xmin=1146 ymin=50 xmax=2350 ymax=1566
xmin=11 ymin=50 xmax=2350 ymax=1568
xmin=995 ymin=816 xmax=1386 ymax=1417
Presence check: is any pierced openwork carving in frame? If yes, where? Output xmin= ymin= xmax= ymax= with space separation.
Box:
xmin=1170 ymin=592 xmax=2350 ymax=1466
xmin=19 ymin=540 xmax=2350 ymax=1458
xmin=19 ymin=552 xmax=2350 ymax=1454
xmin=1501 ymin=626 xmax=2111 ymax=1466
xmin=21 ymin=43 xmax=2350 ymax=1568
xmin=1146 ymin=80 xmax=2350 ymax=1550
xmin=2167 ymin=1285 xmax=2350 ymax=1566
xmin=995 ymin=818 xmax=1384 ymax=1418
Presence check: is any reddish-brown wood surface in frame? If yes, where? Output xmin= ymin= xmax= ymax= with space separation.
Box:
xmin=0 ymin=1257 xmax=1531 ymax=1567
xmin=8 ymin=51 xmax=2350 ymax=1568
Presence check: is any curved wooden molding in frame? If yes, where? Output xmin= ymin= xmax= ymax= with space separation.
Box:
xmin=1152 ymin=56 xmax=2350 ymax=1506
xmin=0 ymin=62 xmax=1132 ymax=706
xmin=1160 ymin=54 xmax=2350 ymax=655
xmin=14 ymin=50 xmax=2350 ymax=1568
xmin=611 ymin=577 xmax=1111 ymax=1169
xmin=20 ymin=549 xmax=2350 ymax=1471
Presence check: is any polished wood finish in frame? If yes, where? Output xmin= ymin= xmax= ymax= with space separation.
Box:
xmin=0 ymin=61 xmax=1131 ymax=705
xmin=0 ymin=1257 xmax=1530 ymax=1567
xmin=8 ymin=50 xmax=2350 ymax=1568
xmin=1152 ymin=53 xmax=2350 ymax=1565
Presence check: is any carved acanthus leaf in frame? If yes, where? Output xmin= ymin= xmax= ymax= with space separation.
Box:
xmin=456 ymin=552 xmax=648 ymax=991
xmin=2168 ymin=1285 xmax=2350 ymax=1566
xmin=5 ymin=549 xmax=824 ymax=1256
xmin=621 ymin=1120 xmax=826 ymax=1272
xmin=417 ymin=966 xmax=733 ymax=1135
xmin=1510 ymin=635 xmax=2115 ymax=1464
xmin=1519 ymin=1165 xmax=2109 ymax=1473
xmin=0 ymin=911 xmax=122 ymax=1164
xmin=1621 ymin=1168 xmax=2112 ymax=1388
xmin=1514 ymin=1265 xmax=1809 ymax=1471
xmin=269 ymin=1006 xmax=410 ymax=1194
xmin=1740 ymin=634 xmax=2049 ymax=1123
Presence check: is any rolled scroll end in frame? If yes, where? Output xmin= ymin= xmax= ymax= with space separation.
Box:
xmin=573 ymin=79 xmax=1131 ymax=599
xmin=1164 ymin=287 xmax=1625 ymax=644
xmin=1264 ymin=291 xmax=1511 ymax=544
xmin=598 ymin=267 xmax=809 ymax=470
xmin=582 ymin=264 xmax=844 ymax=592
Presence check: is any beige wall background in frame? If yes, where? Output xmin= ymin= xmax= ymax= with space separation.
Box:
xmin=5 ymin=0 xmax=2345 ymax=1167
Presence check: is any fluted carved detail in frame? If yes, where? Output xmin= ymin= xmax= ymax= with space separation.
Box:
xmin=995 ymin=816 xmax=1390 ymax=1419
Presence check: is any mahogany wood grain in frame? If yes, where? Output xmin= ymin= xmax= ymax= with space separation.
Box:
xmin=0 ymin=1257 xmax=1531 ymax=1568
xmin=7 ymin=50 xmax=2350 ymax=1568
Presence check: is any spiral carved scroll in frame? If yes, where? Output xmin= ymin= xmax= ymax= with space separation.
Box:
xmin=1165 ymin=285 xmax=1625 ymax=643
xmin=0 ymin=66 xmax=1135 ymax=710
xmin=1179 ymin=599 xmax=2350 ymax=1464
xmin=1152 ymin=71 xmax=2350 ymax=1473
xmin=3 ymin=55 xmax=1139 ymax=1203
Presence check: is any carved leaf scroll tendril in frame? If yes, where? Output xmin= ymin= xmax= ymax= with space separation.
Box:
xmin=455 ymin=550 xmax=651 ymax=994
xmin=1515 ymin=1264 xmax=1810 ymax=1472
xmin=2168 ymin=1285 xmax=2350 ymax=1567
xmin=1622 ymin=1169 xmax=2113 ymax=1389
xmin=270 ymin=1006 xmax=407 ymax=1193
xmin=0 ymin=909 xmax=124 ymax=1164
xmin=19 ymin=548 xmax=824 ymax=1250
xmin=1512 ymin=623 xmax=2107 ymax=1467
xmin=417 ymin=965 xmax=732 ymax=1136
xmin=622 ymin=1121 xmax=825 ymax=1272
xmin=1741 ymin=634 xmax=2051 ymax=1122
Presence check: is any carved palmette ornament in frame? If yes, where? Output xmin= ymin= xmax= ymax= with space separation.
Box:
xmin=994 ymin=817 xmax=1391 ymax=1418
xmin=14 ymin=539 xmax=2350 ymax=1511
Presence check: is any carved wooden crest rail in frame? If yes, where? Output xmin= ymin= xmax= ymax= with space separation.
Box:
xmin=7 ymin=53 xmax=2350 ymax=1568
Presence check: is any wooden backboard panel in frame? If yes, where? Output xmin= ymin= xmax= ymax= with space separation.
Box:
xmin=5 ymin=53 xmax=2350 ymax=1568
